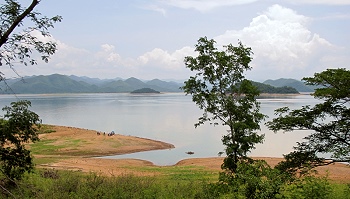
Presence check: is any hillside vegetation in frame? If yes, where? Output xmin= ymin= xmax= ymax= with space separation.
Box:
xmin=0 ymin=74 xmax=301 ymax=94
xmin=0 ymin=74 xmax=182 ymax=94
xmin=263 ymin=78 xmax=318 ymax=92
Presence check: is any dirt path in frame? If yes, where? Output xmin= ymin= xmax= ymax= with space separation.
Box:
xmin=34 ymin=125 xmax=350 ymax=182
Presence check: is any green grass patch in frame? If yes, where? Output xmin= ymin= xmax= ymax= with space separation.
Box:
xmin=30 ymin=139 xmax=64 ymax=154
xmin=124 ymin=165 xmax=219 ymax=182
xmin=30 ymin=138 xmax=86 ymax=155
xmin=33 ymin=156 xmax=64 ymax=165
xmin=38 ymin=124 xmax=56 ymax=134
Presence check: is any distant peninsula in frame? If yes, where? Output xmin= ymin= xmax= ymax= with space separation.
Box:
xmin=131 ymin=88 xmax=160 ymax=94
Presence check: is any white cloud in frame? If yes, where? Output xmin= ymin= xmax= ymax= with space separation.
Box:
xmin=96 ymin=44 xmax=122 ymax=63
xmin=31 ymin=40 xmax=195 ymax=79
xmin=138 ymin=46 xmax=194 ymax=70
xmin=8 ymin=4 xmax=348 ymax=81
xmin=214 ymin=4 xmax=336 ymax=79
xmin=159 ymin=0 xmax=257 ymax=12
xmin=143 ymin=5 xmax=167 ymax=16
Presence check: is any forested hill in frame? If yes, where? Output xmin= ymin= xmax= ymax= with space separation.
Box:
xmin=251 ymin=81 xmax=299 ymax=94
xmin=0 ymin=74 xmax=298 ymax=94
xmin=263 ymin=78 xmax=317 ymax=92
xmin=0 ymin=74 xmax=182 ymax=94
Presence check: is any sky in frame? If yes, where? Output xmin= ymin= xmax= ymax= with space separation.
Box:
xmin=4 ymin=0 xmax=350 ymax=82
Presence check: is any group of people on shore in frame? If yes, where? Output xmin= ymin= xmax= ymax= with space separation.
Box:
xmin=96 ymin=131 xmax=115 ymax=136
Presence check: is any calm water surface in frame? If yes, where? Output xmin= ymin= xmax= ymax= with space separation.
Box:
xmin=0 ymin=93 xmax=318 ymax=165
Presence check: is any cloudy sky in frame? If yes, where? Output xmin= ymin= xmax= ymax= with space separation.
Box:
xmin=5 ymin=0 xmax=350 ymax=81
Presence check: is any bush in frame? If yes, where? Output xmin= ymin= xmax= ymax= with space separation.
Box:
xmin=277 ymin=176 xmax=332 ymax=199
xmin=218 ymin=160 xmax=293 ymax=198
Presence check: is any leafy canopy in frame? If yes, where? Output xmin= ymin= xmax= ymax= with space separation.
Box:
xmin=0 ymin=100 xmax=40 ymax=180
xmin=0 ymin=0 xmax=61 ymax=80
xmin=0 ymin=0 xmax=59 ymax=181
xmin=266 ymin=68 xmax=350 ymax=174
xmin=182 ymin=37 xmax=265 ymax=173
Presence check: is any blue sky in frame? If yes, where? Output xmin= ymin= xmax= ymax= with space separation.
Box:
xmin=6 ymin=0 xmax=350 ymax=81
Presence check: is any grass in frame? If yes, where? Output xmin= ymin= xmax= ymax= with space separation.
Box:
xmin=38 ymin=124 xmax=56 ymax=134
xmin=2 ymin=170 xmax=217 ymax=199
xmin=2 ymin=169 xmax=349 ymax=199
xmin=124 ymin=165 xmax=219 ymax=181
xmin=33 ymin=156 xmax=65 ymax=165
xmin=30 ymin=138 xmax=87 ymax=155
xmin=30 ymin=139 xmax=64 ymax=154
xmin=15 ymin=125 xmax=349 ymax=198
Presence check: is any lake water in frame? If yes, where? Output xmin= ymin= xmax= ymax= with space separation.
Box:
xmin=0 ymin=93 xmax=318 ymax=165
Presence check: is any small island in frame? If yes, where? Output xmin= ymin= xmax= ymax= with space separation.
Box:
xmin=131 ymin=88 xmax=161 ymax=94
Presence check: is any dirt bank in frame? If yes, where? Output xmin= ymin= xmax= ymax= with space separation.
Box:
xmin=33 ymin=125 xmax=350 ymax=182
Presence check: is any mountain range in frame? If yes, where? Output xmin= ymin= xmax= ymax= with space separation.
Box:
xmin=0 ymin=74 xmax=182 ymax=94
xmin=0 ymin=74 xmax=312 ymax=94
xmin=263 ymin=78 xmax=317 ymax=92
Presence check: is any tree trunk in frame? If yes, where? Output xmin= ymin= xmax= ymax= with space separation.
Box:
xmin=0 ymin=0 xmax=39 ymax=47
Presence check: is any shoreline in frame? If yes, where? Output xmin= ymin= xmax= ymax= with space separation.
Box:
xmin=33 ymin=125 xmax=349 ymax=182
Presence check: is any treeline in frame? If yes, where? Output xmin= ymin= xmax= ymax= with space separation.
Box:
xmin=252 ymin=81 xmax=299 ymax=94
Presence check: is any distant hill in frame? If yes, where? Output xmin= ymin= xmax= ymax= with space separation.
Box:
xmin=68 ymin=75 xmax=121 ymax=86
xmin=263 ymin=78 xmax=316 ymax=92
xmin=252 ymin=81 xmax=299 ymax=94
xmin=7 ymin=74 xmax=94 ymax=94
xmin=0 ymin=74 xmax=304 ymax=94
xmin=0 ymin=74 xmax=183 ymax=94
xmin=131 ymin=88 xmax=160 ymax=94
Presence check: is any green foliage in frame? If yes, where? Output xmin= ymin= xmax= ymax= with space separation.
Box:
xmin=182 ymin=37 xmax=266 ymax=173
xmin=210 ymin=159 xmax=342 ymax=199
xmin=251 ymin=81 xmax=299 ymax=94
xmin=263 ymin=78 xmax=317 ymax=92
xmin=0 ymin=168 xmax=348 ymax=198
xmin=0 ymin=74 xmax=183 ymax=94
xmin=328 ymin=183 xmax=350 ymax=199
xmin=0 ymin=0 xmax=62 ymax=67
xmin=131 ymin=87 xmax=160 ymax=94
xmin=3 ymin=170 xmax=218 ymax=199
xmin=0 ymin=100 xmax=40 ymax=180
xmin=277 ymin=176 xmax=332 ymax=199
xmin=217 ymin=160 xmax=293 ymax=199
xmin=266 ymin=68 xmax=350 ymax=173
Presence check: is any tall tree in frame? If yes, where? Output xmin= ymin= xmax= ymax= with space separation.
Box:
xmin=182 ymin=37 xmax=265 ymax=173
xmin=266 ymin=68 xmax=350 ymax=174
xmin=0 ymin=0 xmax=60 ymax=180
xmin=0 ymin=0 xmax=61 ymax=80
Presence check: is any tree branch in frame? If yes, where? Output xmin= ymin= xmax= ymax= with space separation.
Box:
xmin=0 ymin=0 xmax=39 ymax=47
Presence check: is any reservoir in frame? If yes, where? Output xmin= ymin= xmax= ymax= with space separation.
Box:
xmin=0 ymin=93 xmax=318 ymax=165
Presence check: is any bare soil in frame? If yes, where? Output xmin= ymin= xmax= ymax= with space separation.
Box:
xmin=34 ymin=125 xmax=350 ymax=182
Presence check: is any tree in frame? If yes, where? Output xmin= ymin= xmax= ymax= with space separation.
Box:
xmin=0 ymin=100 xmax=40 ymax=180
xmin=266 ymin=68 xmax=350 ymax=174
xmin=0 ymin=0 xmax=61 ymax=81
xmin=0 ymin=0 xmax=60 ymax=180
xmin=181 ymin=37 xmax=265 ymax=173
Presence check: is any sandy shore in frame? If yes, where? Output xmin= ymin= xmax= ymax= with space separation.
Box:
xmin=33 ymin=125 xmax=350 ymax=182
